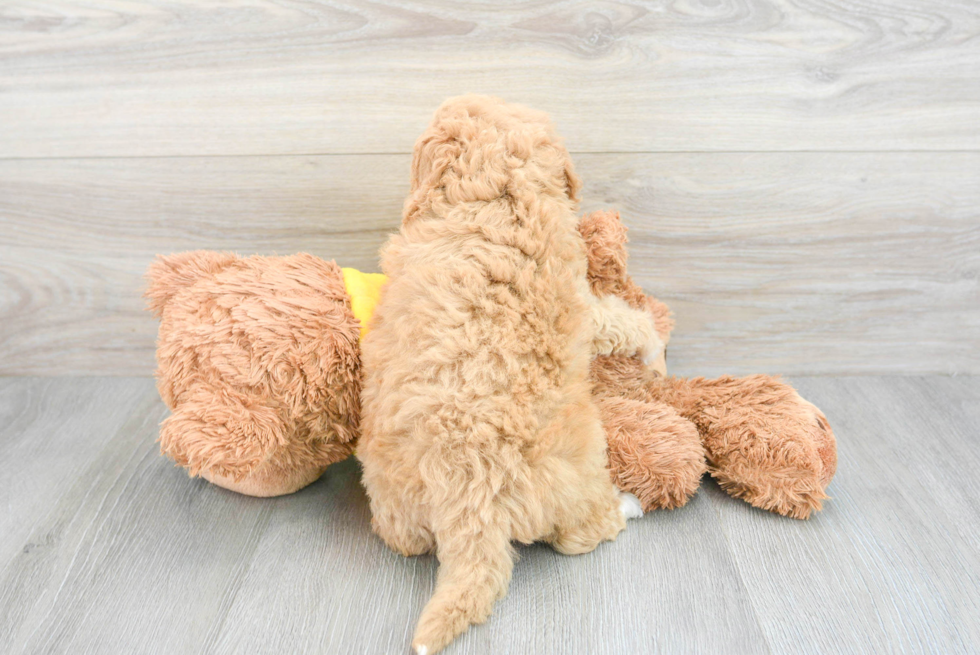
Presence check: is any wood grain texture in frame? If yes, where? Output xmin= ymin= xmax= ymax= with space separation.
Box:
xmin=706 ymin=376 xmax=980 ymax=654
xmin=0 ymin=378 xmax=151 ymax=566
xmin=2 ymin=152 xmax=977 ymax=376
xmin=1 ymin=376 xmax=979 ymax=653
xmin=1 ymin=0 xmax=979 ymax=157
xmin=205 ymin=465 xmax=769 ymax=655
xmin=0 ymin=378 xmax=283 ymax=653
xmin=0 ymin=376 xmax=772 ymax=654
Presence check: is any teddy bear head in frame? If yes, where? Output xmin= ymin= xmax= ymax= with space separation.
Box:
xmin=145 ymin=251 xmax=361 ymax=496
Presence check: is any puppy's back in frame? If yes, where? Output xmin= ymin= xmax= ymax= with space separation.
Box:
xmin=360 ymin=95 xmax=595 ymax=655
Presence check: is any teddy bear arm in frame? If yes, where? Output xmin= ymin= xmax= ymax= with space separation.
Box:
xmin=160 ymin=388 xmax=356 ymax=498
xmin=597 ymin=395 xmax=706 ymax=512
xmin=650 ymin=374 xmax=837 ymax=519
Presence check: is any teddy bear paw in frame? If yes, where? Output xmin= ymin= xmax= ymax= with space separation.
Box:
xmin=703 ymin=380 xmax=839 ymax=519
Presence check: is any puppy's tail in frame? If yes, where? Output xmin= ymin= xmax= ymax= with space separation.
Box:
xmin=412 ymin=515 xmax=513 ymax=655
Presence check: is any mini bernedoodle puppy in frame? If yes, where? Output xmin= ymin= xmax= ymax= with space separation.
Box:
xmin=357 ymin=95 xmax=660 ymax=654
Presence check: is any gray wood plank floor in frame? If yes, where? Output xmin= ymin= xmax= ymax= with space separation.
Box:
xmin=1 ymin=376 xmax=977 ymax=654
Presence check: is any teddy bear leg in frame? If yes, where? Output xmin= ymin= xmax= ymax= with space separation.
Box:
xmin=596 ymin=396 xmax=707 ymax=513
xmin=159 ymin=391 xmax=327 ymax=497
xmin=652 ymin=375 xmax=837 ymax=519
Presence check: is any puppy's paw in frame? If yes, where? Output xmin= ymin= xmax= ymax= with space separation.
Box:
xmin=638 ymin=328 xmax=665 ymax=368
xmin=619 ymin=491 xmax=644 ymax=520
xmin=414 ymin=645 xmax=428 ymax=655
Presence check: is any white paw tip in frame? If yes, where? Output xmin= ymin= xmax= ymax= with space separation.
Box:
xmin=619 ymin=492 xmax=644 ymax=520
xmin=415 ymin=645 xmax=428 ymax=655
xmin=640 ymin=342 xmax=664 ymax=367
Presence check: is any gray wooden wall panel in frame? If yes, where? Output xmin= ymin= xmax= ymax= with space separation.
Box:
xmin=2 ymin=153 xmax=977 ymax=376
xmin=1 ymin=1 xmax=978 ymax=375
xmin=1 ymin=1 xmax=979 ymax=157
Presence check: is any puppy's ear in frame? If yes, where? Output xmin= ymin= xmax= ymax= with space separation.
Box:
xmin=564 ymin=157 xmax=582 ymax=203
xmin=410 ymin=130 xmax=460 ymax=192
xmin=404 ymin=128 xmax=462 ymax=225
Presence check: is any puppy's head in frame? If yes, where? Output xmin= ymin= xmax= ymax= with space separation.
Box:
xmin=404 ymin=95 xmax=581 ymax=224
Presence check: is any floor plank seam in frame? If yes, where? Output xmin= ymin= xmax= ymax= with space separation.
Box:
xmin=14 ymin=413 xmax=159 ymax=653
xmin=706 ymin=485 xmax=776 ymax=655
xmin=197 ymin=502 xmax=276 ymax=655
xmin=1 ymin=148 xmax=980 ymax=163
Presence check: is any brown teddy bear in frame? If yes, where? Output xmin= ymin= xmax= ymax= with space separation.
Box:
xmin=581 ymin=210 xmax=837 ymax=519
xmin=145 ymin=251 xmax=362 ymax=496
xmin=145 ymin=213 xmax=836 ymax=518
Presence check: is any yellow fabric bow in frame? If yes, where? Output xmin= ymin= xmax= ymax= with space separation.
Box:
xmin=341 ymin=267 xmax=388 ymax=340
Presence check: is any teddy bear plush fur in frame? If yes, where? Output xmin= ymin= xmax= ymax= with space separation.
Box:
xmin=581 ymin=210 xmax=837 ymax=519
xmin=145 ymin=251 xmax=361 ymax=496
xmin=146 ymin=214 xmax=835 ymax=519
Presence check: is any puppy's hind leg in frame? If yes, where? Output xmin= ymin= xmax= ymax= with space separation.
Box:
xmin=545 ymin=407 xmax=629 ymax=555
xmin=550 ymin=492 xmax=626 ymax=555
xmin=619 ymin=491 xmax=644 ymax=520
xmin=368 ymin=488 xmax=435 ymax=557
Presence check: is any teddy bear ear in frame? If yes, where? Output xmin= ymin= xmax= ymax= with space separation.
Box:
xmin=579 ymin=209 xmax=630 ymax=289
xmin=144 ymin=250 xmax=238 ymax=316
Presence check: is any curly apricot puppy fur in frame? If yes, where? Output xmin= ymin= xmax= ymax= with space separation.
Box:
xmin=357 ymin=96 xmax=655 ymax=655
